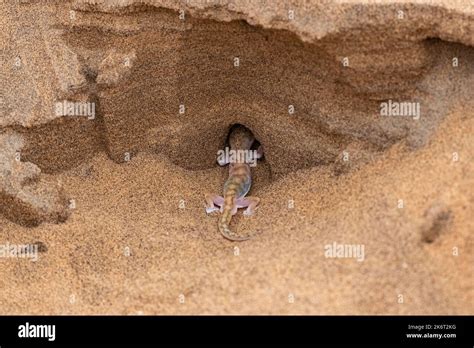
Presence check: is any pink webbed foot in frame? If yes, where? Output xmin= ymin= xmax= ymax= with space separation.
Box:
xmin=236 ymin=196 xmax=260 ymax=216
xmin=205 ymin=193 xmax=224 ymax=214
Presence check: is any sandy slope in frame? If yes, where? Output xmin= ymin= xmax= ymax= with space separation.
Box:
xmin=0 ymin=104 xmax=472 ymax=315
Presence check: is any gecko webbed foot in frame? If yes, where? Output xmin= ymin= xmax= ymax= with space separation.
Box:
xmin=205 ymin=193 xmax=224 ymax=214
xmin=236 ymin=196 xmax=260 ymax=216
xmin=206 ymin=206 xmax=219 ymax=214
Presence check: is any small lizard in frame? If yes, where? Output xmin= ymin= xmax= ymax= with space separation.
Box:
xmin=205 ymin=126 xmax=262 ymax=241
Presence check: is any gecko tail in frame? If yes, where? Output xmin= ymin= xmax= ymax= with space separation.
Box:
xmin=218 ymin=210 xmax=251 ymax=241
xmin=219 ymin=224 xmax=251 ymax=241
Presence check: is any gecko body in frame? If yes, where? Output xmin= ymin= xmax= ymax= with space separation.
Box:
xmin=205 ymin=126 xmax=262 ymax=241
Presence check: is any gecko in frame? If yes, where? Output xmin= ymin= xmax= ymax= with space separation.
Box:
xmin=205 ymin=126 xmax=262 ymax=241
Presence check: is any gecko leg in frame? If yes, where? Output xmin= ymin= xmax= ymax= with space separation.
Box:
xmin=236 ymin=196 xmax=260 ymax=216
xmin=205 ymin=193 xmax=224 ymax=214
xmin=256 ymin=145 xmax=264 ymax=159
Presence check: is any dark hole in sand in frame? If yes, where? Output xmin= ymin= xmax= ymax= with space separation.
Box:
xmin=224 ymin=124 xmax=263 ymax=158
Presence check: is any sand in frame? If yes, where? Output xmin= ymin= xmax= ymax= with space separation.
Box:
xmin=0 ymin=104 xmax=472 ymax=314
xmin=0 ymin=0 xmax=473 ymax=315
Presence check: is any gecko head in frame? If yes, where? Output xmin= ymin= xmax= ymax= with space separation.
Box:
xmin=228 ymin=125 xmax=255 ymax=150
